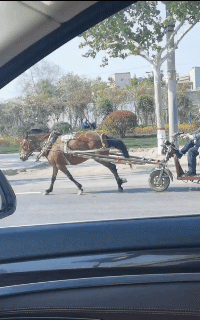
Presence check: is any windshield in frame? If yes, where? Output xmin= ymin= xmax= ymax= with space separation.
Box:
xmin=0 ymin=1 xmax=200 ymax=228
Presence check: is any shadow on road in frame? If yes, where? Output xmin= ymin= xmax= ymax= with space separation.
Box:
xmin=88 ymin=186 xmax=200 ymax=194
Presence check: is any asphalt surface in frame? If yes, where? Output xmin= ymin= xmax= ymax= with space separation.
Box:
xmin=0 ymin=153 xmax=200 ymax=228
xmin=0 ymin=153 xmax=50 ymax=175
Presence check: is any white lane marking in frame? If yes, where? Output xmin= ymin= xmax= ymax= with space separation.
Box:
xmin=15 ymin=192 xmax=42 ymax=195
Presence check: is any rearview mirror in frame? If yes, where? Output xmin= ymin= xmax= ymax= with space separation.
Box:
xmin=0 ymin=170 xmax=16 ymax=219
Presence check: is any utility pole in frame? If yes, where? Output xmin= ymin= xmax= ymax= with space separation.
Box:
xmin=153 ymin=65 xmax=166 ymax=154
xmin=166 ymin=9 xmax=179 ymax=147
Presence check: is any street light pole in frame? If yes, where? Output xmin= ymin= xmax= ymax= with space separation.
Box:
xmin=166 ymin=9 xmax=179 ymax=147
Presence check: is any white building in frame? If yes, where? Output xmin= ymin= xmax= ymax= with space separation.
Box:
xmin=164 ymin=67 xmax=200 ymax=91
xmin=163 ymin=67 xmax=200 ymax=110
xmin=189 ymin=67 xmax=200 ymax=90
xmin=109 ymin=72 xmax=131 ymax=88
xmin=178 ymin=67 xmax=200 ymax=110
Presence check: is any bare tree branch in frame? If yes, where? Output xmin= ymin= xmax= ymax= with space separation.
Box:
xmin=160 ymin=20 xmax=198 ymax=65
xmin=160 ymin=19 xmax=186 ymax=56
xmin=176 ymin=20 xmax=198 ymax=46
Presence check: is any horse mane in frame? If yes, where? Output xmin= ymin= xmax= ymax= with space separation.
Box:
xmin=28 ymin=128 xmax=48 ymax=134
xmin=29 ymin=133 xmax=49 ymax=139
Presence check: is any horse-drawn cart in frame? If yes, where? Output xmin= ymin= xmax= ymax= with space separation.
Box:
xmin=69 ymin=149 xmax=172 ymax=192
xmin=69 ymin=148 xmax=161 ymax=167
xmin=20 ymin=130 xmax=167 ymax=194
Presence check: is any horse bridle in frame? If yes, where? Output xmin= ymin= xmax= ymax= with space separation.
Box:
xmin=20 ymin=133 xmax=53 ymax=159
xmin=20 ymin=137 xmax=41 ymax=158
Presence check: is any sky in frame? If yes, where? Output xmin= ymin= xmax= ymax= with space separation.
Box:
xmin=0 ymin=2 xmax=200 ymax=102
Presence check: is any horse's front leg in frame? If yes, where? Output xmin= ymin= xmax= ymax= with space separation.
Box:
xmin=44 ymin=165 xmax=58 ymax=195
xmin=58 ymin=165 xmax=83 ymax=195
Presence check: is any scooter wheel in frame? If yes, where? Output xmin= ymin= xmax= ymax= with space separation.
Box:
xmin=149 ymin=170 xmax=170 ymax=192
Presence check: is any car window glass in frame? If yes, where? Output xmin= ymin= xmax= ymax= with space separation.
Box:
xmin=0 ymin=1 xmax=200 ymax=227
xmin=0 ymin=186 xmax=7 ymax=210
xmin=0 ymin=193 xmax=3 ymax=210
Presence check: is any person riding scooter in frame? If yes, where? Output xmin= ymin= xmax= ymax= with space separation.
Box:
xmin=176 ymin=129 xmax=200 ymax=176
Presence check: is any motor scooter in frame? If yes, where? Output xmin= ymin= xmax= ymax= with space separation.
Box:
xmin=149 ymin=132 xmax=200 ymax=191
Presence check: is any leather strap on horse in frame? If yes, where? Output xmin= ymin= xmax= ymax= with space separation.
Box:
xmin=36 ymin=131 xmax=60 ymax=161
xmin=96 ymin=132 xmax=109 ymax=149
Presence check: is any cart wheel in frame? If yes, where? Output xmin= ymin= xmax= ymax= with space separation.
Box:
xmin=149 ymin=170 xmax=170 ymax=192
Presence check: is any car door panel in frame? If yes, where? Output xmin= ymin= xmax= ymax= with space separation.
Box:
xmin=0 ymin=283 xmax=200 ymax=319
xmin=1 ymin=216 xmax=200 ymax=263
xmin=0 ymin=1 xmax=200 ymax=318
xmin=0 ymin=217 xmax=200 ymax=318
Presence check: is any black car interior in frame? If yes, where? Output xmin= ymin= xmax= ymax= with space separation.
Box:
xmin=1 ymin=1 xmax=200 ymax=319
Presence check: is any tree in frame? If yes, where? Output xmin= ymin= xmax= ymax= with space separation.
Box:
xmin=177 ymin=95 xmax=193 ymax=124
xmin=99 ymin=100 xmax=114 ymax=118
xmin=90 ymin=77 xmax=109 ymax=123
xmin=130 ymin=75 xmax=139 ymax=87
xmin=79 ymin=1 xmax=200 ymax=152
xmin=102 ymin=110 xmax=137 ymax=138
xmin=46 ymin=98 xmax=66 ymax=124
xmin=176 ymin=82 xmax=193 ymax=123
xmin=126 ymin=75 xmax=155 ymax=124
xmin=57 ymin=73 xmax=92 ymax=128
xmin=18 ymin=60 xmax=63 ymax=96
xmin=51 ymin=122 xmax=72 ymax=134
xmin=92 ymin=80 xmax=128 ymax=114
xmin=2 ymin=60 xmax=65 ymax=135
xmin=21 ymin=95 xmax=51 ymax=129
xmin=137 ymin=94 xmax=155 ymax=126
xmin=107 ymin=87 xmax=128 ymax=111
xmin=0 ymin=98 xmax=45 ymax=137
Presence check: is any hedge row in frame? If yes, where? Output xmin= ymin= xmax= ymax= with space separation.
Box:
xmin=1 ymin=123 xmax=200 ymax=146
xmin=0 ymin=137 xmax=21 ymax=146
xmin=134 ymin=123 xmax=200 ymax=135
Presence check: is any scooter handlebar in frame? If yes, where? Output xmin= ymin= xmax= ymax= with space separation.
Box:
xmin=172 ymin=132 xmax=184 ymax=138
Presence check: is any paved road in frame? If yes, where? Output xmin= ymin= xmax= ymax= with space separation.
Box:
xmin=0 ymin=158 xmax=200 ymax=228
xmin=0 ymin=153 xmax=49 ymax=175
xmin=0 ymin=153 xmax=100 ymax=174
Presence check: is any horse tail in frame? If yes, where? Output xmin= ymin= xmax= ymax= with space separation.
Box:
xmin=105 ymin=135 xmax=129 ymax=158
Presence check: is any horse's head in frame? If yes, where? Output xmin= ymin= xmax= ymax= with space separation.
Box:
xmin=19 ymin=132 xmax=35 ymax=161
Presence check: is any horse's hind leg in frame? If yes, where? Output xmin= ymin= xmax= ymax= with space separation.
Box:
xmin=96 ymin=160 xmax=127 ymax=192
xmin=44 ymin=165 xmax=58 ymax=195
xmin=58 ymin=165 xmax=83 ymax=195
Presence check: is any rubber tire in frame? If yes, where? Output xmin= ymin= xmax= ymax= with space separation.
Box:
xmin=149 ymin=170 xmax=170 ymax=192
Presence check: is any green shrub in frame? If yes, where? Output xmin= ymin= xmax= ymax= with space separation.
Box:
xmin=102 ymin=110 xmax=137 ymax=138
xmin=178 ymin=123 xmax=198 ymax=133
xmin=134 ymin=125 xmax=157 ymax=135
xmin=0 ymin=136 xmax=20 ymax=146
xmin=134 ymin=123 xmax=200 ymax=135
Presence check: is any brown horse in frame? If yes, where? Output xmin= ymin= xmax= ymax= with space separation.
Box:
xmin=19 ymin=130 xmax=129 ymax=195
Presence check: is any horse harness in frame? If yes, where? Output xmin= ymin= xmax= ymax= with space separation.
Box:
xmin=36 ymin=131 xmax=61 ymax=162
xmin=61 ymin=131 xmax=108 ymax=152
xmin=36 ymin=131 xmax=109 ymax=162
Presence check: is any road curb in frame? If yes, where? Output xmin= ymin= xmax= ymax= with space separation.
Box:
xmin=3 ymin=162 xmax=50 ymax=176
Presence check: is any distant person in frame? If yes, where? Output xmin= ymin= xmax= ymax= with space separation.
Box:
xmin=90 ymin=122 xmax=96 ymax=129
xmin=82 ymin=120 xmax=96 ymax=130
xmin=189 ymin=112 xmax=192 ymax=124
xmin=82 ymin=120 xmax=90 ymax=129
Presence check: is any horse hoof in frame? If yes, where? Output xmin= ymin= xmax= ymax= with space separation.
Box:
xmin=121 ymin=178 xmax=127 ymax=184
xmin=78 ymin=189 xmax=83 ymax=195
xmin=43 ymin=191 xmax=49 ymax=195
xmin=118 ymin=187 xmax=123 ymax=192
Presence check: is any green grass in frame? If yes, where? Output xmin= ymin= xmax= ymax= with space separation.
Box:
xmin=122 ymin=136 xmax=157 ymax=149
xmin=0 ymin=136 xmax=187 ymax=153
xmin=122 ymin=136 xmax=186 ymax=149
xmin=0 ymin=144 xmax=20 ymax=154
